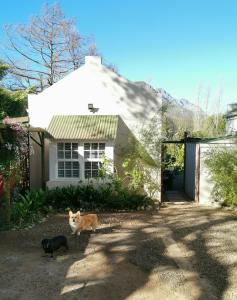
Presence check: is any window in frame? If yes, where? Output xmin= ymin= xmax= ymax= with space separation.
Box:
xmin=84 ymin=143 xmax=105 ymax=178
xmin=84 ymin=161 xmax=102 ymax=178
xmin=57 ymin=143 xmax=80 ymax=178
xmin=84 ymin=143 xmax=105 ymax=159
xmin=57 ymin=142 xmax=79 ymax=159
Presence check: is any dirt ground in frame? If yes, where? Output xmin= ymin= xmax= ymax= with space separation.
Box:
xmin=1 ymin=204 xmax=237 ymax=300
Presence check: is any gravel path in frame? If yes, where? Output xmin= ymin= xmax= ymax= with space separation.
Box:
xmin=0 ymin=205 xmax=237 ymax=299
xmin=160 ymin=203 xmax=237 ymax=300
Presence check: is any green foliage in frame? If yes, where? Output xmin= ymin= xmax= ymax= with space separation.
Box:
xmin=98 ymin=156 xmax=113 ymax=179
xmin=205 ymin=148 xmax=237 ymax=207
xmin=120 ymin=112 xmax=162 ymax=198
xmin=3 ymin=178 xmax=155 ymax=229
xmin=0 ymin=123 xmax=28 ymax=180
xmin=191 ymin=115 xmax=226 ymax=138
xmin=11 ymin=189 xmax=50 ymax=227
xmin=163 ymin=144 xmax=184 ymax=172
xmin=0 ymin=62 xmax=9 ymax=80
xmin=0 ymin=87 xmax=28 ymax=121
xmin=0 ymin=62 xmax=28 ymax=120
xmin=201 ymin=114 xmax=226 ymax=137
xmin=0 ymin=122 xmax=29 ymax=227
xmin=121 ymin=136 xmax=157 ymax=192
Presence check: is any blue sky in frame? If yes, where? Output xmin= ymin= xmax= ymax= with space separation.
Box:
xmin=1 ymin=0 xmax=237 ymax=113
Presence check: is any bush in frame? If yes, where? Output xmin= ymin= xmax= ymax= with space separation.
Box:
xmin=11 ymin=189 xmax=52 ymax=227
xmin=205 ymin=148 xmax=237 ymax=207
xmin=43 ymin=181 xmax=154 ymax=211
xmin=6 ymin=179 xmax=155 ymax=229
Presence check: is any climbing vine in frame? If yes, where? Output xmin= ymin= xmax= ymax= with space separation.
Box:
xmin=121 ymin=112 xmax=162 ymax=198
xmin=0 ymin=118 xmax=29 ymax=225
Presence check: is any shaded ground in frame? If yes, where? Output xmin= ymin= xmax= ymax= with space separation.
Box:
xmin=0 ymin=205 xmax=237 ymax=299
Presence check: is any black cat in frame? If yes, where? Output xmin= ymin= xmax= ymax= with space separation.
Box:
xmin=41 ymin=235 xmax=68 ymax=257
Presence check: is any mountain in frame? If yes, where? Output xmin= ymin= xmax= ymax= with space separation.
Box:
xmin=155 ymin=87 xmax=202 ymax=113
xmin=135 ymin=82 xmax=205 ymax=136
xmin=135 ymin=81 xmax=201 ymax=112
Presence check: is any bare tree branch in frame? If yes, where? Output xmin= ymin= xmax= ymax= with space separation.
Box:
xmin=3 ymin=3 xmax=97 ymax=91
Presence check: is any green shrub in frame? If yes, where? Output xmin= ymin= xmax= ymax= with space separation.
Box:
xmin=11 ymin=189 xmax=51 ymax=227
xmin=205 ymin=148 xmax=237 ymax=207
xmin=6 ymin=178 xmax=155 ymax=229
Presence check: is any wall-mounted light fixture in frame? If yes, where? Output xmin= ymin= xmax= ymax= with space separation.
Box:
xmin=88 ymin=103 xmax=99 ymax=113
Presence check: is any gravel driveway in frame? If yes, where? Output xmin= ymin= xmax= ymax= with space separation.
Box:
xmin=0 ymin=204 xmax=237 ymax=300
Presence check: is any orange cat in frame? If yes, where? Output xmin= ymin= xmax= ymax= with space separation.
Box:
xmin=69 ymin=210 xmax=98 ymax=235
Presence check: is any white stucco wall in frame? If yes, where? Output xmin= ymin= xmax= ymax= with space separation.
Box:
xmin=28 ymin=56 xmax=162 ymax=138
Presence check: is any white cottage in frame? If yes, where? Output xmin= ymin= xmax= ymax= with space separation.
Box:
xmin=28 ymin=56 xmax=162 ymax=191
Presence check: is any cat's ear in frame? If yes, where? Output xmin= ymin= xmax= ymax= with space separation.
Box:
xmin=69 ymin=210 xmax=73 ymax=216
xmin=76 ymin=211 xmax=80 ymax=216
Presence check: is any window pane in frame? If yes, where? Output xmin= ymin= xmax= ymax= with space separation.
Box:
xmin=73 ymin=170 xmax=79 ymax=177
xmin=58 ymin=170 xmax=64 ymax=177
xmin=65 ymin=151 xmax=71 ymax=159
xmin=65 ymin=162 xmax=72 ymax=169
xmin=65 ymin=170 xmax=72 ymax=177
xmin=58 ymin=151 xmax=64 ymax=159
xmin=84 ymin=143 xmax=90 ymax=150
xmin=72 ymin=143 xmax=78 ymax=150
xmin=85 ymin=162 xmax=91 ymax=169
xmin=91 ymin=151 xmax=98 ymax=158
xmin=99 ymin=143 xmax=105 ymax=150
xmin=92 ymin=170 xmax=98 ymax=177
xmin=92 ymin=143 xmax=98 ymax=150
xmin=73 ymin=161 xmax=79 ymax=169
xmin=58 ymin=143 xmax=64 ymax=150
xmin=65 ymin=143 xmax=71 ymax=150
xmin=72 ymin=151 xmax=78 ymax=159
xmin=58 ymin=161 xmax=64 ymax=169
xmin=85 ymin=170 xmax=91 ymax=178
xmin=92 ymin=162 xmax=99 ymax=169
xmin=84 ymin=151 xmax=90 ymax=159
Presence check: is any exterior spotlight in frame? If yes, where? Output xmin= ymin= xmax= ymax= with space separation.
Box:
xmin=88 ymin=103 xmax=99 ymax=113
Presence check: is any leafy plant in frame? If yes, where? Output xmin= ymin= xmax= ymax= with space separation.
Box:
xmin=205 ymin=148 xmax=237 ymax=207
xmin=119 ymin=111 xmax=162 ymax=198
xmin=3 ymin=177 xmax=155 ymax=230
xmin=163 ymin=144 xmax=184 ymax=173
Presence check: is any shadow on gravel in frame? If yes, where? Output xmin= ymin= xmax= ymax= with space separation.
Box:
xmin=1 ymin=208 xmax=236 ymax=300
xmin=58 ymin=212 xmax=162 ymax=299
xmin=161 ymin=206 xmax=237 ymax=300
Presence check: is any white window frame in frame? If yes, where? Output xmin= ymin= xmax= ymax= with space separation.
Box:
xmin=57 ymin=142 xmax=80 ymax=179
xmin=84 ymin=142 xmax=105 ymax=179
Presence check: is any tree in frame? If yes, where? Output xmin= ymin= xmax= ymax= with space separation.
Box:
xmin=201 ymin=114 xmax=226 ymax=137
xmin=0 ymin=61 xmax=27 ymax=120
xmin=4 ymin=3 xmax=96 ymax=91
xmin=0 ymin=62 xmax=9 ymax=80
xmin=189 ymin=114 xmax=226 ymax=138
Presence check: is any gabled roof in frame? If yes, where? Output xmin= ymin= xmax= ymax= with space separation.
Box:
xmin=47 ymin=115 xmax=118 ymax=140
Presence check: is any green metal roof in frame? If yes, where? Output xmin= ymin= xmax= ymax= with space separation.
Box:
xmin=47 ymin=115 xmax=118 ymax=140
